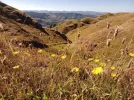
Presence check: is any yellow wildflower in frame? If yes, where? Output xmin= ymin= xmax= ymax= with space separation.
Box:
xmin=13 ymin=65 xmax=20 ymax=69
xmin=61 ymin=55 xmax=67 ymax=59
xmin=129 ymin=53 xmax=134 ymax=57
xmin=51 ymin=54 xmax=56 ymax=57
xmin=13 ymin=37 xmax=17 ymax=40
xmin=71 ymin=67 xmax=79 ymax=73
xmin=99 ymin=62 xmax=106 ymax=67
xmin=88 ymin=58 xmax=94 ymax=61
xmin=94 ymin=59 xmax=99 ymax=63
xmin=111 ymin=66 xmax=115 ymax=70
xmin=13 ymin=51 xmax=20 ymax=55
xmin=38 ymin=49 xmax=44 ymax=53
xmin=25 ymin=52 xmax=30 ymax=56
xmin=92 ymin=67 xmax=103 ymax=75
xmin=111 ymin=73 xmax=117 ymax=77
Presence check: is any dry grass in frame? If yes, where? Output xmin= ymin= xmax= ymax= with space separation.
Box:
xmin=0 ymin=38 xmax=134 ymax=99
xmin=0 ymin=10 xmax=134 ymax=99
xmin=52 ymin=17 xmax=97 ymax=34
xmin=0 ymin=25 xmax=134 ymax=100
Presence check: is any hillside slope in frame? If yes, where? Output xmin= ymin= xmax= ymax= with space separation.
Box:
xmin=52 ymin=17 xmax=97 ymax=34
xmin=67 ymin=13 xmax=134 ymax=58
xmin=0 ymin=1 xmax=70 ymax=49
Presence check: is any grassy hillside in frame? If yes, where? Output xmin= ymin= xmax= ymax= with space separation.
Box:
xmin=67 ymin=13 xmax=134 ymax=57
xmin=0 ymin=2 xmax=134 ymax=100
xmin=0 ymin=1 xmax=70 ymax=47
xmin=52 ymin=17 xmax=97 ymax=34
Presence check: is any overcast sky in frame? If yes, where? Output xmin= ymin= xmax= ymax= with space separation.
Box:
xmin=1 ymin=0 xmax=134 ymax=12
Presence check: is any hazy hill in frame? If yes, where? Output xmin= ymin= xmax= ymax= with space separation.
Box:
xmin=24 ymin=11 xmax=104 ymax=26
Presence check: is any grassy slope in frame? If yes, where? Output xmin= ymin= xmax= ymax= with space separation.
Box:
xmin=67 ymin=13 xmax=134 ymax=57
xmin=0 ymin=1 xmax=69 ymax=47
xmin=67 ymin=13 xmax=134 ymax=41
xmin=52 ymin=17 xmax=97 ymax=34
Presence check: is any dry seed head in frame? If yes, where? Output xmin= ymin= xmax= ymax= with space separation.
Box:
xmin=28 ymin=43 xmax=33 ymax=49
xmin=127 ymin=59 xmax=133 ymax=68
xmin=113 ymin=26 xmax=119 ymax=38
xmin=124 ymin=47 xmax=129 ymax=55
xmin=107 ymin=31 xmax=112 ymax=39
xmin=120 ymin=49 xmax=124 ymax=55
xmin=18 ymin=42 xmax=23 ymax=46
xmin=106 ymin=22 xmax=110 ymax=29
xmin=106 ymin=39 xmax=112 ymax=46
xmin=77 ymin=33 xmax=81 ymax=38
xmin=1 ymin=55 xmax=7 ymax=64
xmin=0 ymin=23 xmax=4 ymax=30
xmin=121 ymin=38 xmax=126 ymax=44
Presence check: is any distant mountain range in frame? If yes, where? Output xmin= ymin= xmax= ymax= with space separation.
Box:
xmin=23 ymin=10 xmax=104 ymax=15
xmin=24 ymin=10 xmax=105 ymax=26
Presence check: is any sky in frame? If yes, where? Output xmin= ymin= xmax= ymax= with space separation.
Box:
xmin=0 ymin=0 xmax=134 ymax=12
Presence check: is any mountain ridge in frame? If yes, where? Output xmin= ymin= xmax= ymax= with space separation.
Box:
xmin=23 ymin=10 xmax=105 ymax=15
xmin=24 ymin=10 xmax=104 ymax=26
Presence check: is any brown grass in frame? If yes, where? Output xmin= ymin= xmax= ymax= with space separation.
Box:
xmin=0 ymin=11 xmax=134 ymax=100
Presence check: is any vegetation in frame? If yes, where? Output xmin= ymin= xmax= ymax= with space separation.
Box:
xmin=52 ymin=17 xmax=97 ymax=34
xmin=0 ymin=2 xmax=134 ymax=100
